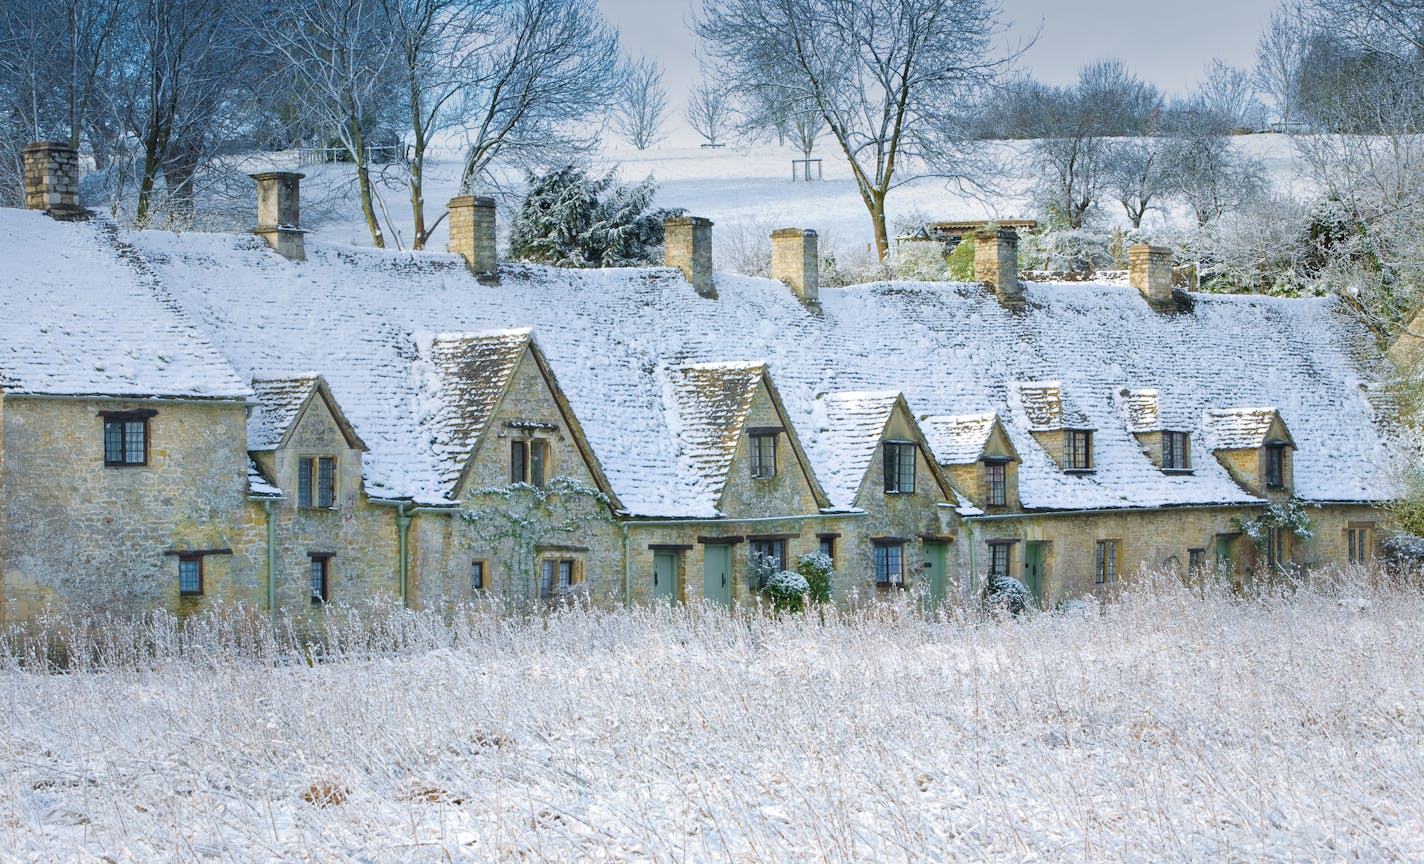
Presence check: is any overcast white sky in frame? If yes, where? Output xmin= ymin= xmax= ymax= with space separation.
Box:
xmin=598 ymin=0 xmax=1279 ymax=110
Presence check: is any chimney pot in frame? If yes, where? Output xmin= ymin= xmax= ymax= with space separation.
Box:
xmin=249 ymin=171 xmax=306 ymax=260
xmin=770 ymin=228 xmax=818 ymax=304
xmin=974 ymin=228 xmax=1020 ymax=304
xmin=665 ymin=216 xmax=715 ymax=298
xmin=23 ymin=142 xmax=86 ymax=218
xmin=1129 ymin=244 xmax=1173 ymax=307
xmin=448 ymin=195 xmax=498 ymax=281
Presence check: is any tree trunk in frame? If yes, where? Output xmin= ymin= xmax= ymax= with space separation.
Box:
xmin=870 ymin=190 xmax=889 ymax=262
xmin=348 ymin=121 xmax=385 ymax=248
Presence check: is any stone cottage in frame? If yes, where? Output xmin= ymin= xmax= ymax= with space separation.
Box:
xmin=0 ymin=143 xmax=1404 ymax=623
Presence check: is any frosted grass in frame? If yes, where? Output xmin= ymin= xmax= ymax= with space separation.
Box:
xmin=1 ymin=574 xmax=1421 ymax=862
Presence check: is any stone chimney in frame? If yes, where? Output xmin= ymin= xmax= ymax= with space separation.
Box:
xmin=1129 ymin=244 xmax=1173 ymax=307
xmin=448 ymin=195 xmax=498 ymax=281
xmin=23 ymin=142 xmax=86 ymax=219
xmin=771 ymin=228 xmax=818 ymax=304
xmin=249 ymin=172 xmax=306 ymax=261
xmin=665 ymin=216 xmax=715 ymax=298
xmin=975 ymin=228 xmax=1020 ymax=304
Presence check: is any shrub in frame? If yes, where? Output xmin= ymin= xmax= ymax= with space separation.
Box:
xmin=982 ymin=572 xmax=1031 ymax=616
xmin=508 ymin=164 xmax=682 ymax=268
xmin=946 ymin=235 xmax=976 ymax=281
xmin=795 ymin=552 xmax=834 ymax=605
xmin=763 ymin=570 xmax=809 ymax=613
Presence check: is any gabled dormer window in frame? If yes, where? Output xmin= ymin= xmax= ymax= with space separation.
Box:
xmin=298 ymin=456 xmax=336 ymax=508
xmin=1265 ymin=443 xmax=1287 ymax=489
xmin=749 ymin=431 xmax=777 ymax=479
xmin=1064 ymin=430 xmax=1093 ymax=472
xmin=984 ymin=461 xmax=1007 ymax=506
xmin=884 ymin=442 xmax=916 ymax=493
xmin=1162 ymin=431 xmax=1191 ymax=471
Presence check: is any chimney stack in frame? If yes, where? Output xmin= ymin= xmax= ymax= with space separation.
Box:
xmin=975 ymin=228 xmax=1020 ymax=304
xmin=1129 ymin=244 xmax=1173 ymax=307
xmin=770 ymin=228 xmax=819 ymax=304
xmin=24 ymin=142 xmax=86 ymax=219
xmin=665 ymin=216 xmax=715 ymax=298
xmin=448 ymin=195 xmax=498 ymax=281
xmin=249 ymin=172 xmax=306 ymax=261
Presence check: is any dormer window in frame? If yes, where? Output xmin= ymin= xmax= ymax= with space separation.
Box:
xmin=1265 ymin=443 xmax=1287 ymax=489
xmin=1162 ymin=431 xmax=1191 ymax=471
xmin=510 ymin=439 xmax=548 ymax=487
xmin=883 ymin=442 xmax=916 ymax=493
xmin=1065 ymin=430 xmax=1093 ymax=471
xmin=298 ymin=456 xmax=336 ymax=508
xmin=749 ymin=431 xmax=777 ymax=479
xmin=984 ymin=461 xmax=1007 ymax=506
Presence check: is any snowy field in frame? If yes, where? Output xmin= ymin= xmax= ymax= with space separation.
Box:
xmin=2 ymin=577 xmax=1422 ymax=862
xmin=278 ymin=133 xmax=1317 ymax=264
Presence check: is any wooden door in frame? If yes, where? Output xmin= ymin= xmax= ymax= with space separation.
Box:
xmin=1023 ymin=542 xmax=1045 ymax=605
xmin=653 ymin=551 xmax=677 ymax=601
xmin=702 ymin=544 xmax=732 ymax=606
xmin=923 ymin=542 xmax=947 ymax=605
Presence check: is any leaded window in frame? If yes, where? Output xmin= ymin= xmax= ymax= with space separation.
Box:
xmin=750 ymin=432 xmax=777 ymax=479
xmin=883 ymin=442 xmax=916 ymax=494
xmin=540 ymin=558 xmax=577 ymax=599
xmin=1095 ymin=540 xmax=1119 ymax=584
xmin=988 ymin=543 xmax=1011 ymax=579
xmin=178 ymin=556 xmax=203 ymax=596
xmin=310 ymin=556 xmax=330 ymax=604
xmin=1065 ymin=431 xmax=1093 ymax=471
xmin=1348 ymin=525 xmax=1372 ymax=566
xmin=298 ymin=457 xmax=336 ymax=508
xmin=510 ymin=439 xmax=548 ymax=486
xmin=874 ymin=542 xmax=905 ymax=587
xmin=1163 ymin=432 xmax=1190 ymax=470
xmin=1265 ymin=444 xmax=1286 ymax=489
xmin=102 ymin=414 xmax=150 ymax=466
xmin=984 ymin=462 xmax=1007 ymax=506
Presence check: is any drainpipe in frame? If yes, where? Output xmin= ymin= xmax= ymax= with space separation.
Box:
xmin=262 ymin=498 xmax=277 ymax=625
xmin=397 ymin=504 xmax=412 ymax=607
xmin=622 ymin=523 xmax=632 ymax=609
xmin=965 ymin=519 xmax=976 ymax=596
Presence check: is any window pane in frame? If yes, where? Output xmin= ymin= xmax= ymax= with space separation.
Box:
xmin=298 ymin=458 xmax=313 ymax=508
xmin=540 ymin=560 xmax=556 ymax=598
xmin=124 ymin=420 xmax=146 ymax=464
xmin=310 ymin=558 xmax=326 ymax=603
xmin=471 ymin=561 xmax=485 ymax=590
xmin=179 ymin=558 xmax=201 ymax=594
xmin=986 ymin=463 xmax=1006 ymax=506
xmin=874 ymin=545 xmax=888 ymax=584
xmin=887 ymin=544 xmax=903 ymax=585
xmin=818 ymin=537 xmax=834 ymax=563
xmin=511 ymin=440 xmax=527 ymax=484
xmin=530 ymin=440 xmax=546 ymax=487
xmin=898 ymin=445 xmax=915 ymax=493
xmin=559 ymin=560 xmax=573 ymax=586
xmin=317 ymin=457 xmax=335 ymax=507
xmin=883 ymin=443 xmax=898 ymax=492
xmin=104 ymin=419 xmax=124 ymax=464
xmin=751 ymin=434 xmax=775 ymax=479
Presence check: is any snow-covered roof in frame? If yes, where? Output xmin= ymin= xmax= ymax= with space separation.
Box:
xmin=0 ymin=210 xmax=1400 ymax=512
xmin=664 ymin=362 xmax=767 ymax=513
xmin=921 ymin=412 xmax=1001 ymax=465
xmin=416 ymin=330 xmax=530 ymax=495
xmin=1011 ymin=381 xmax=1090 ymax=431
xmin=247 ymin=458 xmax=281 ymax=498
xmin=810 ymin=391 xmax=901 ymax=509
xmin=1202 ymin=407 xmax=1293 ymax=451
xmin=248 ymin=375 xmax=320 ymax=450
xmin=0 ymin=211 xmax=248 ymax=399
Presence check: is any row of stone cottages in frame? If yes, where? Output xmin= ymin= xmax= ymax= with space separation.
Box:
xmin=0 ymin=142 xmax=1402 ymax=623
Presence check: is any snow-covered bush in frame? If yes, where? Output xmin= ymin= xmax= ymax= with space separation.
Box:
xmin=508 ymin=164 xmax=681 ymax=268
xmin=981 ymin=571 xmax=1032 ymax=616
xmin=1237 ymin=498 xmax=1316 ymax=550
xmin=762 ymin=569 xmax=809 ymax=613
xmin=795 ymin=551 xmax=834 ymax=605
xmin=894 ymin=241 xmax=950 ymax=281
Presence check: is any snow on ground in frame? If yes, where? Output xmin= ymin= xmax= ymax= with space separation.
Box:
xmin=2 ymin=580 xmax=1422 ymax=862
xmin=276 ymin=134 xmax=1315 ymax=263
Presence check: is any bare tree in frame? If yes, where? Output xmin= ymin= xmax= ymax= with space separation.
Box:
xmin=454 ymin=0 xmax=622 ymax=195
xmin=1197 ymin=60 xmax=1265 ymax=130
xmin=1161 ymin=102 xmax=1268 ymax=225
xmin=1102 ymin=137 xmax=1170 ymax=229
xmin=613 ymin=56 xmax=667 ymax=150
xmin=790 ymin=105 xmax=822 ymax=159
xmin=1025 ymin=59 xmax=1161 ymax=229
xmin=686 ymin=80 xmax=731 ymax=148
xmin=1255 ymin=2 xmax=1311 ymax=129
xmin=263 ymin=0 xmax=401 ymax=246
xmin=697 ymin=0 xmax=1010 ymax=261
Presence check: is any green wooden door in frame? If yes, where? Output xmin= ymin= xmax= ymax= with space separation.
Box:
xmin=923 ymin=542 xmax=948 ymax=605
xmin=1023 ymin=542 xmax=1045 ymax=606
xmin=702 ymin=544 xmax=733 ymax=606
xmin=653 ymin=551 xmax=677 ymax=601
xmin=1215 ymin=535 xmax=1234 ymax=583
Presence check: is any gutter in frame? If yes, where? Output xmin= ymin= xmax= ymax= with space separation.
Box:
xmin=11 ymin=392 xmax=258 ymax=407
xmin=260 ymin=498 xmax=280 ymax=624
xmin=619 ymin=512 xmax=866 ymax=608
xmin=962 ymin=501 xmax=1268 ymax=523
